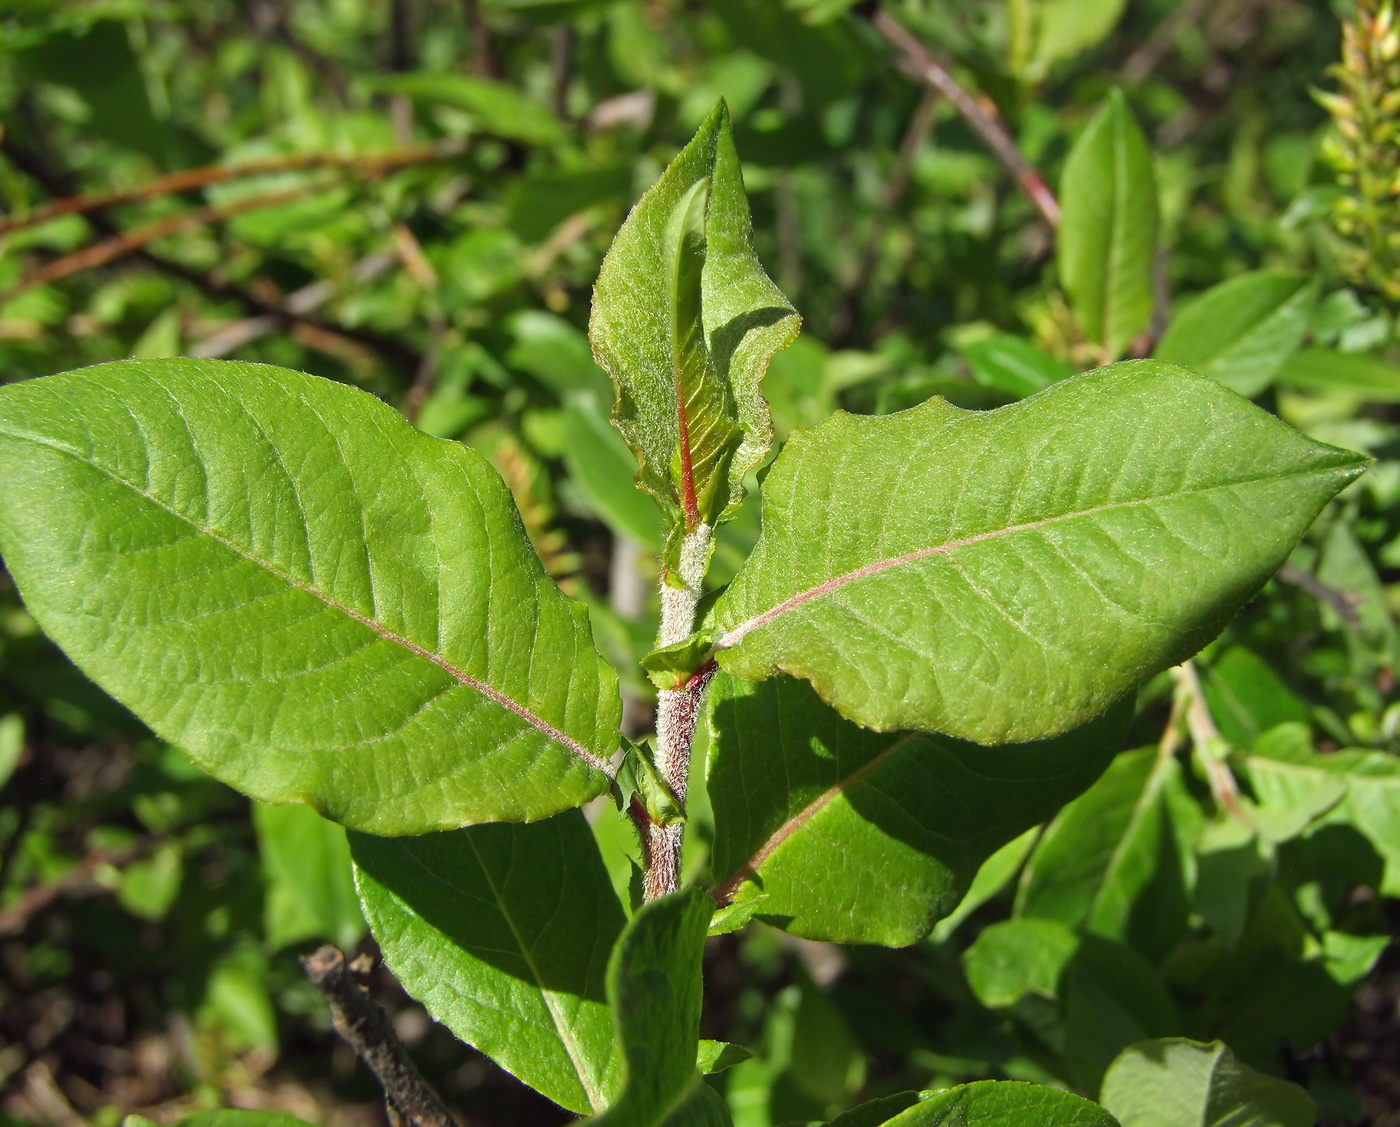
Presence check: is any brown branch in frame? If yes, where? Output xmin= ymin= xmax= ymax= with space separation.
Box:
xmin=463 ymin=0 xmax=497 ymax=79
xmin=0 ymin=837 xmax=157 ymax=936
xmin=2 ymin=186 xmax=317 ymax=303
xmin=1277 ymin=561 xmax=1364 ymax=629
xmin=0 ymin=140 xmax=467 ymax=238
xmin=870 ymin=8 xmax=1061 ymax=229
xmin=302 ymin=946 xmax=455 ymax=1127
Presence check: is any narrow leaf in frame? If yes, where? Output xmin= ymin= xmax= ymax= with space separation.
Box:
xmin=706 ymin=673 xmax=1128 ymax=945
xmin=590 ymin=101 xmax=799 ymax=570
xmin=1059 ymin=90 xmax=1158 ymax=360
xmin=1154 ymin=270 xmax=1316 ymax=398
xmin=589 ymin=888 xmax=725 ymax=1127
xmin=885 ymin=1082 xmax=1119 ymax=1127
xmin=0 ymin=360 xmax=620 ymax=833
xmin=1100 ymin=1039 xmax=1315 ymax=1127
xmin=1277 ymin=346 xmax=1400 ymax=401
xmin=372 ymin=72 xmax=566 ymax=146
xmin=714 ymin=362 xmax=1365 ymax=744
xmin=351 ymin=812 xmax=625 ymax=1115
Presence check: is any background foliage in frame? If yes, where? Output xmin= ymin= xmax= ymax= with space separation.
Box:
xmin=0 ymin=1 xmax=1396 ymax=1125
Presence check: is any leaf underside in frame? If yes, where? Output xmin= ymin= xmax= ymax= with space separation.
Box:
xmin=705 ymin=673 xmax=1130 ymax=945
xmin=351 ymin=812 xmax=624 ymax=1115
xmin=714 ymin=361 xmax=1366 ymax=745
xmin=0 ymin=360 xmax=620 ymax=833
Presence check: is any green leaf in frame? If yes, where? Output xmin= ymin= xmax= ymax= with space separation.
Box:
xmin=589 ymin=888 xmax=726 ymax=1127
xmin=886 ymin=1081 xmax=1119 ymax=1127
xmin=1012 ymin=0 xmax=1130 ymax=83
xmin=0 ymin=713 xmax=25 ymax=790
xmin=1198 ymin=646 xmax=1308 ymax=750
xmin=615 ymin=737 xmax=686 ymax=827
xmin=351 ymin=811 xmax=625 ymax=1115
xmin=253 ymin=802 xmax=364 ymax=951
xmin=372 ymin=72 xmax=567 ymax=145
xmin=1154 ymin=271 xmax=1317 ymax=398
xmin=0 ymin=360 xmax=620 ymax=833
xmin=963 ymin=918 xmax=1080 ymax=1008
xmin=590 ymin=101 xmax=799 ymax=571
xmin=713 ymin=362 xmax=1364 ymax=744
xmin=929 ymin=827 xmax=1039 ymax=944
xmin=642 ymin=628 xmax=722 ymax=691
xmin=1243 ymin=735 xmax=1400 ymax=896
xmin=824 ymin=1093 xmax=921 ymax=1127
xmin=1276 ymin=346 xmax=1400 ymax=401
xmin=1058 ymin=91 xmax=1158 ymax=360
xmin=1016 ymin=746 xmax=1200 ymax=963
xmin=174 ymin=1114 xmax=318 ymax=1127
xmin=706 ymin=673 xmax=1128 ymax=945
xmin=1099 ymin=1039 xmax=1315 ymax=1127
xmin=697 ymin=1040 xmax=753 ymax=1074
xmin=118 ymin=843 xmax=183 ymax=922
xmin=962 ymin=334 xmax=1074 ymax=400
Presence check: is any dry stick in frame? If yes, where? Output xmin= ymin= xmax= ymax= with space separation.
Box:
xmin=0 ymin=140 xmax=467 ymax=239
xmin=1171 ymin=661 xmax=1244 ymax=818
xmin=302 ymin=946 xmax=455 ymax=1127
xmin=871 ymin=8 xmax=1061 ymax=230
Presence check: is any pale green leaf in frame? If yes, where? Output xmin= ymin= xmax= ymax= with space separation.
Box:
xmin=929 ymin=827 xmax=1039 ymax=944
xmin=351 ymin=811 xmax=625 ymax=1115
xmin=254 ymin=802 xmax=363 ymax=952
xmin=589 ymin=888 xmax=727 ymax=1127
xmin=1059 ymin=91 xmax=1158 ymax=360
xmin=0 ymin=360 xmax=619 ymax=833
xmin=714 ymin=362 xmax=1364 ymax=744
xmin=963 ymin=918 xmax=1079 ymax=1008
xmin=590 ymin=101 xmax=799 ymax=569
xmin=118 ymin=842 xmax=183 ymax=922
xmin=1012 ymin=0 xmax=1129 ymax=83
xmin=1277 ymin=346 xmax=1400 ymax=401
xmin=0 ymin=713 xmax=24 ymax=790
xmin=1198 ymin=646 xmax=1308 ymax=750
xmin=706 ymin=673 xmax=1128 ymax=946
xmin=372 ymin=72 xmax=566 ymax=145
xmin=1016 ymin=746 xmax=1200 ymax=962
xmin=887 ymin=1081 xmax=1118 ymax=1127
xmin=1100 ymin=1039 xmax=1315 ymax=1127
xmin=1155 ymin=271 xmax=1317 ymax=398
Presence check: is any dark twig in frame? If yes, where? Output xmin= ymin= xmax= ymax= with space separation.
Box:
xmin=870 ymin=8 xmax=1061 ymax=229
xmin=302 ymin=945 xmax=455 ymax=1127
xmin=463 ymin=0 xmax=497 ymax=79
xmin=830 ymin=85 xmax=940 ymax=344
xmin=1278 ymin=561 xmax=1364 ymax=629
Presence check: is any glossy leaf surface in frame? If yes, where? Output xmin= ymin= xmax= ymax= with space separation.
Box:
xmin=1059 ymin=90 xmax=1157 ymax=359
xmin=589 ymin=889 xmax=726 ymax=1127
xmin=0 ymin=360 xmax=620 ymax=833
xmin=1099 ymin=1039 xmax=1315 ymax=1127
xmin=714 ymin=362 xmax=1364 ymax=744
xmin=1155 ymin=271 xmax=1315 ymax=398
xmin=705 ymin=673 xmax=1128 ymax=945
xmin=885 ymin=1081 xmax=1118 ymax=1127
xmin=352 ymin=812 xmax=625 ymax=1115
xmin=590 ymin=101 xmax=799 ymax=565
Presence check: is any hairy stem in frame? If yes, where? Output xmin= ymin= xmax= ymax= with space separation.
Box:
xmin=643 ymin=525 xmax=714 ymax=900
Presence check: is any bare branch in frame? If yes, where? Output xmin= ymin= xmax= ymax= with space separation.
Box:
xmin=869 ymin=8 xmax=1061 ymax=229
xmin=302 ymin=946 xmax=456 ymax=1127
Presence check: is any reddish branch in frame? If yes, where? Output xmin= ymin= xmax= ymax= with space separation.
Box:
xmin=870 ymin=9 xmax=1061 ymax=229
xmin=0 ymin=140 xmax=467 ymax=238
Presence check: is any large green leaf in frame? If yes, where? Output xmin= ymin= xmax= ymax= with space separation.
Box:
xmin=1015 ymin=746 xmax=1199 ymax=963
xmin=883 ymin=1082 xmax=1119 ymax=1127
xmin=589 ymin=101 xmax=799 ymax=570
xmin=351 ymin=811 xmax=625 ymax=1115
xmin=1058 ymin=90 xmax=1157 ymax=360
xmin=1099 ymin=1039 xmax=1315 ymax=1127
xmin=0 ymin=360 xmax=619 ymax=833
xmin=589 ymin=889 xmax=728 ymax=1127
xmin=1154 ymin=271 xmax=1317 ymax=398
xmin=713 ymin=362 xmax=1364 ymax=744
xmin=705 ymin=673 xmax=1128 ymax=945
